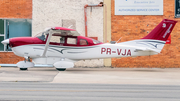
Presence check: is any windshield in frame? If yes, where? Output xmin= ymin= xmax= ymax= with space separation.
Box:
xmin=36 ymin=32 xmax=46 ymax=41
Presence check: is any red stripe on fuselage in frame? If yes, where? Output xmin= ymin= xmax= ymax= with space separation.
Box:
xmin=9 ymin=37 xmax=45 ymax=47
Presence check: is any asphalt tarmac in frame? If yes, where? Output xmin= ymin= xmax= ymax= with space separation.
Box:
xmin=0 ymin=83 xmax=180 ymax=101
xmin=1 ymin=67 xmax=180 ymax=100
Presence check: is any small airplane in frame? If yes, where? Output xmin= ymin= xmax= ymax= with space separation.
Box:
xmin=1 ymin=19 xmax=177 ymax=71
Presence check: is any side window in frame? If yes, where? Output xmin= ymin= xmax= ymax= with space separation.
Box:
xmin=50 ymin=36 xmax=60 ymax=43
xmin=80 ymin=39 xmax=88 ymax=45
xmin=50 ymin=36 xmax=65 ymax=44
xmin=67 ymin=38 xmax=77 ymax=45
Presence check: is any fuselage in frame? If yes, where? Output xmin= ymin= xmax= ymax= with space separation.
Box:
xmin=9 ymin=36 xmax=157 ymax=61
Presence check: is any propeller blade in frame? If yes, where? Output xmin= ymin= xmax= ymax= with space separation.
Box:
xmin=6 ymin=44 xmax=9 ymax=52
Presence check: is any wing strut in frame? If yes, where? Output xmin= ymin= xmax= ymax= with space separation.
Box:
xmin=42 ymin=30 xmax=53 ymax=57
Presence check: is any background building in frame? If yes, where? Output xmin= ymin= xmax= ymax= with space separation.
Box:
xmin=0 ymin=0 xmax=179 ymax=68
xmin=111 ymin=0 xmax=180 ymax=68
xmin=0 ymin=0 xmax=32 ymax=63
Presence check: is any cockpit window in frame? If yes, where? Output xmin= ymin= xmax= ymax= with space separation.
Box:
xmin=80 ymin=39 xmax=88 ymax=45
xmin=92 ymin=39 xmax=101 ymax=44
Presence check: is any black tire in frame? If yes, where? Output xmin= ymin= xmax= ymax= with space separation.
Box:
xmin=56 ymin=68 xmax=66 ymax=71
xmin=20 ymin=68 xmax=28 ymax=71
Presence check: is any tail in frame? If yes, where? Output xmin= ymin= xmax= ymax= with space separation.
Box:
xmin=142 ymin=19 xmax=177 ymax=41
xmin=118 ymin=19 xmax=177 ymax=54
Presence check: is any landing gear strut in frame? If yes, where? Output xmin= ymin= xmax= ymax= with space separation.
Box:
xmin=24 ymin=56 xmax=31 ymax=62
xmin=56 ymin=68 xmax=66 ymax=71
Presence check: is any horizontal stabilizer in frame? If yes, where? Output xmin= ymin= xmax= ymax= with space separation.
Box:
xmin=134 ymin=47 xmax=159 ymax=53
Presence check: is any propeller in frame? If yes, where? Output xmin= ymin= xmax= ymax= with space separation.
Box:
xmin=6 ymin=22 xmax=9 ymax=51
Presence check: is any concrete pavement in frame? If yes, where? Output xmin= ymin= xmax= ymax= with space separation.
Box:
xmin=52 ymin=68 xmax=180 ymax=85
xmin=0 ymin=67 xmax=58 ymax=82
xmin=1 ymin=67 xmax=180 ymax=85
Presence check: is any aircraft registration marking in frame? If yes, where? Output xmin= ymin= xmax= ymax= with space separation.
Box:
xmin=101 ymin=48 xmax=131 ymax=56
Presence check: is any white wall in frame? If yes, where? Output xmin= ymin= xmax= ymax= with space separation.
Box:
xmin=32 ymin=0 xmax=104 ymax=67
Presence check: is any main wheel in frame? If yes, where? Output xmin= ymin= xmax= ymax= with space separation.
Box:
xmin=20 ymin=68 xmax=28 ymax=71
xmin=56 ymin=68 xmax=66 ymax=71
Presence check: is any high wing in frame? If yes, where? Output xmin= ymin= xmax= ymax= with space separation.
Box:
xmin=43 ymin=27 xmax=79 ymax=36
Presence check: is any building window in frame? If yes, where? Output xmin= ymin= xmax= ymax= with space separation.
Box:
xmin=175 ymin=0 xmax=180 ymax=18
xmin=0 ymin=19 xmax=32 ymax=51
xmin=0 ymin=19 xmax=5 ymax=51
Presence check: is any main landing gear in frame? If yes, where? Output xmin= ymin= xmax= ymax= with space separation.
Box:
xmin=56 ymin=68 xmax=66 ymax=71
xmin=18 ymin=57 xmax=33 ymax=71
xmin=20 ymin=68 xmax=28 ymax=71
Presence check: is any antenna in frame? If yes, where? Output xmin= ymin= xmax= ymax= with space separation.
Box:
xmin=68 ymin=25 xmax=73 ymax=28
xmin=116 ymin=37 xmax=122 ymax=44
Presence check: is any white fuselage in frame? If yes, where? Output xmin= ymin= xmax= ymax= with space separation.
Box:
xmin=12 ymin=39 xmax=163 ymax=64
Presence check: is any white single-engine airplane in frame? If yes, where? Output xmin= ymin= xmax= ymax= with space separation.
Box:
xmin=1 ymin=19 xmax=177 ymax=71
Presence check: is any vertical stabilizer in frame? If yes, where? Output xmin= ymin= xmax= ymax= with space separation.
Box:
xmin=142 ymin=19 xmax=177 ymax=41
xmin=118 ymin=19 xmax=177 ymax=53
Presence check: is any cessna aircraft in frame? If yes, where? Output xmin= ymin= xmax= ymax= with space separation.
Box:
xmin=1 ymin=19 xmax=177 ymax=71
